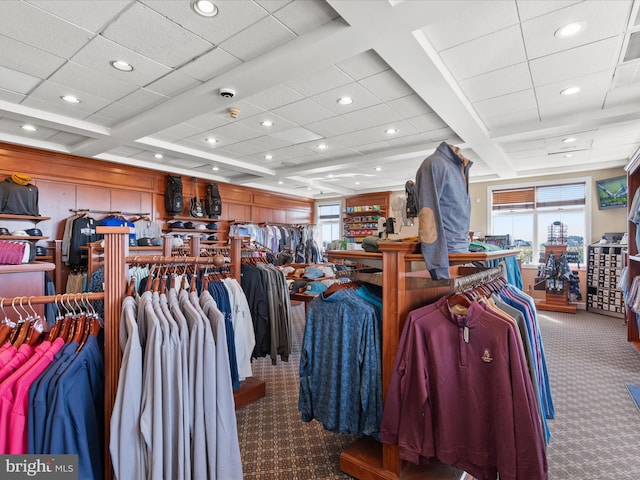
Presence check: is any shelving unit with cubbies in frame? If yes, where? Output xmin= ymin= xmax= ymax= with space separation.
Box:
xmin=342 ymin=192 xmax=390 ymax=245
xmin=586 ymin=242 xmax=626 ymax=318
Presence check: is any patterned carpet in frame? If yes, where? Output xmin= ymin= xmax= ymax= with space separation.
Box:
xmin=236 ymin=303 xmax=640 ymax=480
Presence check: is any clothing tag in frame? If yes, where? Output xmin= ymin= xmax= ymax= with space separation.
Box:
xmin=463 ymin=326 xmax=469 ymax=343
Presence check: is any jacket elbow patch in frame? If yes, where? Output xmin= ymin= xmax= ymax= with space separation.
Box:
xmin=419 ymin=208 xmax=437 ymax=244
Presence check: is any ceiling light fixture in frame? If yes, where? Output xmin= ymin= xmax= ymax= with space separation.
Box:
xmin=110 ymin=60 xmax=133 ymax=72
xmin=564 ymin=154 xmax=573 ymax=158
xmin=554 ymin=22 xmax=585 ymax=38
xmin=337 ymin=97 xmax=353 ymax=105
xmin=278 ymin=181 xmax=283 ymax=185
xmin=265 ymin=154 xmax=273 ymax=160
xmin=154 ymin=153 xmax=163 ymax=159
xmin=205 ymin=137 xmax=217 ymax=144
xmin=191 ymin=0 xmax=218 ymax=17
xmin=212 ymin=166 xmax=219 ymax=171
xmin=317 ymin=143 xmax=328 ymax=150
xmin=61 ymin=95 xmax=80 ymax=103
xmin=562 ymin=137 xmax=577 ymax=143
xmin=260 ymin=120 xmax=274 ymax=127
xmin=21 ymin=124 xmax=36 ymax=132
xmin=375 ymin=167 xmax=382 ymax=171
xmin=385 ymin=128 xmax=399 ymax=135
xmin=355 ymin=182 xmax=361 ymax=185
xmin=560 ymin=86 xmax=580 ymax=96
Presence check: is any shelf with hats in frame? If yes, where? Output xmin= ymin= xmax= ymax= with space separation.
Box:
xmin=0 ymin=214 xmax=51 ymax=222
xmin=0 ymin=235 xmax=48 ymax=241
xmin=163 ymin=228 xmax=221 ymax=234
xmin=163 ymin=215 xmax=222 ymax=222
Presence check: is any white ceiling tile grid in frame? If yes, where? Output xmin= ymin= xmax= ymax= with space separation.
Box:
xmin=0 ymin=0 xmax=635 ymax=198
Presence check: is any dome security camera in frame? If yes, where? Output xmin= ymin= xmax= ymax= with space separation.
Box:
xmin=219 ymin=88 xmax=236 ymax=98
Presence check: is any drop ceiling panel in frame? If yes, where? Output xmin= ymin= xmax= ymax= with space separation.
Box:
xmin=185 ymin=113 xmax=232 ymax=133
xmin=305 ymin=116 xmax=359 ymax=138
xmin=473 ymin=89 xmax=538 ymax=120
xmin=110 ymin=88 xmax=167 ymax=112
xmin=364 ymin=120 xmax=419 ymax=142
xmin=270 ymin=127 xmax=323 ymax=144
xmin=286 ymin=65 xmax=354 ymax=97
xmin=407 ymin=113 xmax=448 ymax=133
xmin=217 ymin=142 xmax=266 ymax=157
xmin=501 ymin=139 xmax=546 ymax=153
xmin=26 ymin=0 xmax=130 ymax=33
xmin=535 ymin=70 xmax=612 ymax=119
xmin=439 ymin=25 xmax=526 ymax=80
xmin=271 ymin=98 xmax=334 ymax=125
xmin=71 ymin=36 xmax=173 ymax=87
xmin=336 ymin=50 xmax=390 ymax=81
xmin=0 ymin=118 xmax=59 ymax=140
xmin=0 ymin=89 xmax=25 ymax=103
xmin=144 ymin=70 xmax=202 ymax=97
xmin=245 ymin=84 xmax=305 ymax=111
xmin=385 ymin=133 xmax=432 ymax=148
xmin=212 ymin=122 xmax=265 ymax=142
xmin=47 ymin=63 xmax=140 ymax=101
xmin=516 ymin=0 xmax=582 ymax=22
xmin=165 ymin=158 xmax=210 ymax=169
xmin=102 ymin=2 xmax=213 ymax=68
xmin=311 ymin=83 xmax=381 ymax=114
xmin=234 ymin=113 xmax=298 ymax=135
xmin=0 ymin=66 xmax=41 ymax=95
xmin=328 ymin=130 xmax=382 ymax=148
xmin=254 ymin=1 xmax=293 ymax=13
xmin=386 ymin=94 xmax=433 ymax=118
xmin=268 ymin=144 xmax=318 ymax=161
xmin=603 ymin=81 xmax=640 ymax=109
xmin=482 ymin=108 xmax=540 ymax=131
xmin=459 ymin=63 xmax=533 ymax=103
xmin=243 ymin=135 xmax=292 ymax=151
xmin=45 ymin=131 xmax=89 ymax=148
xmin=25 ymin=81 xmax=113 ymax=117
xmin=142 ymin=0 xmax=269 ymax=46
xmin=529 ymin=37 xmax=620 ymax=87
xmin=178 ymin=48 xmax=243 ymax=82
xmin=273 ymin=0 xmax=339 ymax=35
xmin=0 ymin=2 xmax=92 ymax=58
xmin=357 ymin=69 xmax=415 ymax=102
xmin=521 ymin=0 xmax=631 ymax=60
xmin=0 ymin=34 xmax=66 ymax=80
xmin=340 ymin=104 xmax=402 ymax=129
xmin=423 ymin=1 xmax=519 ymax=52
xmin=218 ymin=16 xmax=296 ymax=62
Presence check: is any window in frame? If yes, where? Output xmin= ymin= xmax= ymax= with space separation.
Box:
xmin=317 ymin=203 xmax=341 ymax=252
xmin=489 ymin=180 xmax=589 ymax=265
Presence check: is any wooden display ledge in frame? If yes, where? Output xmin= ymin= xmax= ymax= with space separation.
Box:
xmin=537 ymin=292 xmax=577 ymax=313
xmin=0 ymin=214 xmax=50 ymax=221
xmin=340 ymin=437 xmax=468 ymax=480
xmin=233 ymin=377 xmax=266 ymax=410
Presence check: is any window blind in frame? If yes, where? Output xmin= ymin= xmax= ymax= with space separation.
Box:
xmin=492 ymin=182 xmax=585 ymax=210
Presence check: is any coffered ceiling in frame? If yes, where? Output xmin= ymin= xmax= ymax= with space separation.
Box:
xmin=0 ymin=0 xmax=638 ymax=198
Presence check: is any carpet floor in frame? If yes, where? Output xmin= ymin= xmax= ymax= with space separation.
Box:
xmin=236 ymin=303 xmax=640 ymax=479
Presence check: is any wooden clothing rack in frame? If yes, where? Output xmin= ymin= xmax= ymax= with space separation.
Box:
xmin=94 ymin=227 xmax=264 ymax=479
xmin=328 ymin=242 xmax=520 ymax=480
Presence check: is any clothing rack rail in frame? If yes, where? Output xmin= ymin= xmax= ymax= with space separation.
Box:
xmin=97 ymin=228 xmax=263 ymax=479
xmin=69 ymin=208 xmax=151 ymax=216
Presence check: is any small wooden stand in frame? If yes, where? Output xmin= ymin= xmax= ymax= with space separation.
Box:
xmin=537 ymin=244 xmax=577 ymax=314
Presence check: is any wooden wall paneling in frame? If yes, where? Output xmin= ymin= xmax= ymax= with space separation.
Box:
xmin=34 ymin=180 xmax=76 ymax=239
xmin=286 ymin=208 xmax=312 ymax=224
xmin=252 ymin=207 xmax=273 ymax=224
xmin=140 ymin=193 xmax=154 ymax=219
xmin=110 ymin=189 xmax=147 ymax=215
xmin=77 ymin=185 xmax=111 ymax=212
xmin=272 ymin=209 xmax=286 ymax=223
xmin=227 ymin=203 xmax=252 ymax=222
xmin=220 ymin=185 xmax=252 ymax=204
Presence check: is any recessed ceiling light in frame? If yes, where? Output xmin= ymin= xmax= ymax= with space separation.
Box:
xmin=21 ymin=124 xmax=36 ymax=132
xmin=564 ymin=154 xmax=573 ymax=158
xmin=337 ymin=97 xmax=353 ymax=105
xmin=205 ymin=137 xmax=217 ymax=144
xmin=265 ymin=154 xmax=273 ymax=160
xmin=154 ymin=153 xmax=163 ymax=159
xmin=317 ymin=143 xmax=328 ymax=150
xmin=355 ymin=182 xmax=361 ymax=185
xmin=554 ymin=22 xmax=585 ymax=38
xmin=260 ymin=120 xmax=274 ymax=127
xmin=191 ymin=0 xmax=218 ymax=17
xmin=375 ymin=167 xmax=382 ymax=171
xmin=212 ymin=166 xmax=219 ymax=171
xmin=327 ymin=174 xmax=333 ymax=178
xmin=562 ymin=137 xmax=577 ymax=143
xmin=385 ymin=128 xmax=399 ymax=135
xmin=278 ymin=181 xmax=283 ymax=185
xmin=560 ymin=86 xmax=580 ymax=96
xmin=110 ymin=60 xmax=133 ymax=72
xmin=61 ymin=95 xmax=80 ymax=103
xmin=307 ymin=187 xmax=312 ymax=191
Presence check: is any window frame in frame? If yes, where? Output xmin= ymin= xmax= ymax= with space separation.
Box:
xmin=487 ymin=176 xmax=592 ymax=266
xmin=315 ymin=200 xmax=343 ymax=252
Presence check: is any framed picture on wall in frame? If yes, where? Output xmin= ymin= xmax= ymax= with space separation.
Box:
xmin=596 ymin=176 xmax=627 ymax=210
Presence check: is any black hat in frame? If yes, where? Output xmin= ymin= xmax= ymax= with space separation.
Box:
xmin=25 ymin=228 xmax=42 ymax=236
xmin=35 ymin=246 xmax=47 ymax=256
xmin=169 ymin=221 xmax=185 ymax=229
xmin=137 ymin=237 xmax=153 ymax=246
xmin=208 ymin=234 xmax=218 ymax=241
xmin=129 ymin=237 xmax=137 ymax=246
xmin=184 ymin=221 xmax=196 ymax=229
xmin=0 ymin=227 xmax=9 ymax=236
xmin=206 ymin=222 xmax=218 ymax=230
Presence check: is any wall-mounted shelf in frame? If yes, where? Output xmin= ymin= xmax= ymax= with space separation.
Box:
xmin=0 ymin=235 xmax=48 ymax=241
xmin=0 ymin=214 xmax=50 ymax=222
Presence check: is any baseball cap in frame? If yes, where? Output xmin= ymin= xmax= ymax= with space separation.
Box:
xmin=169 ymin=221 xmax=185 ymax=229
xmin=303 ymin=266 xmax=324 ymax=279
xmin=10 ymin=173 xmax=31 ymax=185
xmin=306 ymin=282 xmax=328 ymax=294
